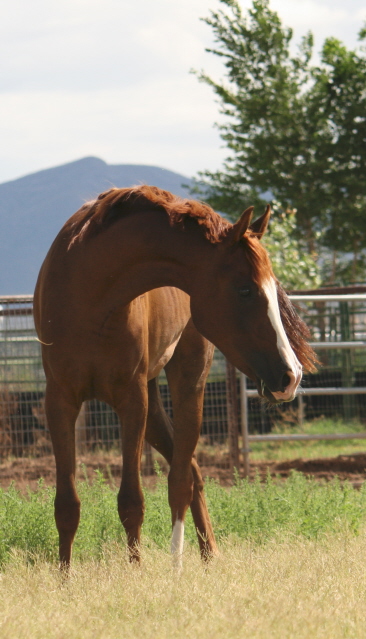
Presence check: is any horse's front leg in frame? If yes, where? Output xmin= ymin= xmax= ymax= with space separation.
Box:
xmin=145 ymin=377 xmax=218 ymax=563
xmin=167 ymin=390 xmax=204 ymax=569
xmin=115 ymin=380 xmax=148 ymax=562
xmin=165 ymin=322 xmax=216 ymax=568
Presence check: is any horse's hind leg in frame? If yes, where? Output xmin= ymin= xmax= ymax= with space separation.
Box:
xmin=145 ymin=377 xmax=218 ymax=560
xmin=44 ymin=382 xmax=81 ymax=568
xmin=190 ymin=460 xmax=218 ymax=559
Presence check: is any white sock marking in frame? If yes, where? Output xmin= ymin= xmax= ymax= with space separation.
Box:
xmin=171 ymin=519 xmax=184 ymax=569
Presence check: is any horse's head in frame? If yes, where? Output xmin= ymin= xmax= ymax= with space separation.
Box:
xmin=190 ymin=206 xmax=317 ymax=404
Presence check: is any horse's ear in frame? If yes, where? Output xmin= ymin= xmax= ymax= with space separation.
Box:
xmin=249 ymin=205 xmax=271 ymax=240
xmin=226 ymin=206 xmax=254 ymax=245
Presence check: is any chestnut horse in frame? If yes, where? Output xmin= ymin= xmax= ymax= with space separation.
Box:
xmin=34 ymin=185 xmax=316 ymax=568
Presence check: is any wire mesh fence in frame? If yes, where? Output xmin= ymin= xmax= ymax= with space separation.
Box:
xmin=0 ymin=292 xmax=366 ymax=475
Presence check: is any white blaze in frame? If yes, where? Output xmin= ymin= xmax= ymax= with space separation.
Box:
xmin=171 ymin=519 xmax=184 ymax=570
xmin=262 ymin=277 xmax=302 ymax=400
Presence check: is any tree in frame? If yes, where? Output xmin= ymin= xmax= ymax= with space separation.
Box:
xmin=262 ymin=204 xmax=321 ymax=290
xmin=195 ymin=0 xmax=366 ymax=285
xmin=311 ymin=36 xmax=366 ymax=281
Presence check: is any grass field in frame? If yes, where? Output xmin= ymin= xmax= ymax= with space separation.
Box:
xmin=1 ymin=534 xmax=366 ymax=638
xmin=1 ymin=454 xmax=366 ymax=637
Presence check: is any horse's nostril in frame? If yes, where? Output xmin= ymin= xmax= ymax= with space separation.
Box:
xmin=282 ymin=373 xmax=291 ymax=391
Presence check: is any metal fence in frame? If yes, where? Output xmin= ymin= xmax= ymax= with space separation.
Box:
xmin=1 ymin=292 xmax=366 ymax=475
xmin=239 ymin=293 xmax=366 ymax=475
xmin=0 ymin=295 xmax=230 ymax=465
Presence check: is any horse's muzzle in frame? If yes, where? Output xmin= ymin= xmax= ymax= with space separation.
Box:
xmin=259 ymin=370 xmax=301 ymax=404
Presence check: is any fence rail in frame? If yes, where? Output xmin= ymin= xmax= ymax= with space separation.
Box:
xmin=247 ymin=432 xmax=366 ymax=442
xmin=290 ymin=294 xmax=366 ymax=302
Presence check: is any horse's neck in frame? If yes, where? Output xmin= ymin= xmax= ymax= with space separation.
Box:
xmin=88 ymin=210 xmax=211 ymax=305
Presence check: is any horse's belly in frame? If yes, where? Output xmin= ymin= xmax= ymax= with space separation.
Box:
xmin=148 ymin=337 xmax=180 ymax=380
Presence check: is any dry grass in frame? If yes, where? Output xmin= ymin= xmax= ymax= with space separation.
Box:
xmin=1 ymin=533 xmax=366 ymax=638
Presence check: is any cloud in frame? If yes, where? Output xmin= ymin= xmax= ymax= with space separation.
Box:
xmin=0 ymin=0 xmax=222 ymax=93
xmin=0 ymin=76 xmax=226 ymax=180
xmin=0 ymin=0 xmax=227 ymax=181
xmin=271 ymin=0 xmax=366 ymax=51
xmin=1 ymin=0 xmax=365 ymax=184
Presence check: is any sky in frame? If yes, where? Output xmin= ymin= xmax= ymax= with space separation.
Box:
xmin=1 ymin=0 xmax=366 ymax=184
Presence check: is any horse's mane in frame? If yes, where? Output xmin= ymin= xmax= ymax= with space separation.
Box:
xmin=277 ymin=284 xmax=319 ymax=373
xmin=67 ymin=185 xmax=274 ymax=286
xmin=67 ymin=185 xmax=231 ymax=246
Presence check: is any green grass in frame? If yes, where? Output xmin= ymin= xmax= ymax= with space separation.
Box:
xmin=249 ymin=417 xmax=366 ymax=461
xmin=1 ymin=469 xmax=366 ymax=566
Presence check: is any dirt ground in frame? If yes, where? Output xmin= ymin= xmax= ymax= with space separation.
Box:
xmin=1 ymin=450 xmax=366 ymax=491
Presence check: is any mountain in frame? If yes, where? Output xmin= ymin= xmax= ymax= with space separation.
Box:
xmin=0 ymin=157 xmax=193 ymax=295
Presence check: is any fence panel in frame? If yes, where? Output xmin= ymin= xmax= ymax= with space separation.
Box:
xmin=0 ymin=296 xmax=48 ymax=457
xmin=0 ymin=297 xmax=232 ymax=474
xmin=1 ymin=293 xmax=366 ymax=477
xmin=240 ymin=293 xmax=366 ymax=475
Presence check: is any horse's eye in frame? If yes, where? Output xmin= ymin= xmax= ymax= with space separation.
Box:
xmin=239 ymin=287 xmax=251 ymax=298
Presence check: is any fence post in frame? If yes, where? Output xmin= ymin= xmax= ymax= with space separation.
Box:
xmin=142 ymin=441 xmax=154 ymax=475
xmin=340 ymin=301 xmax=355 ymax=420
xmin=75 ymin=402 xmax=87 ymax=454
xmin=225 ymin=359 xmax=240 ymax=477
xmin=298 ymin=394 xmax=304 ymax=427
xmin=240 ymin=373 xmax=250 ymax=478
